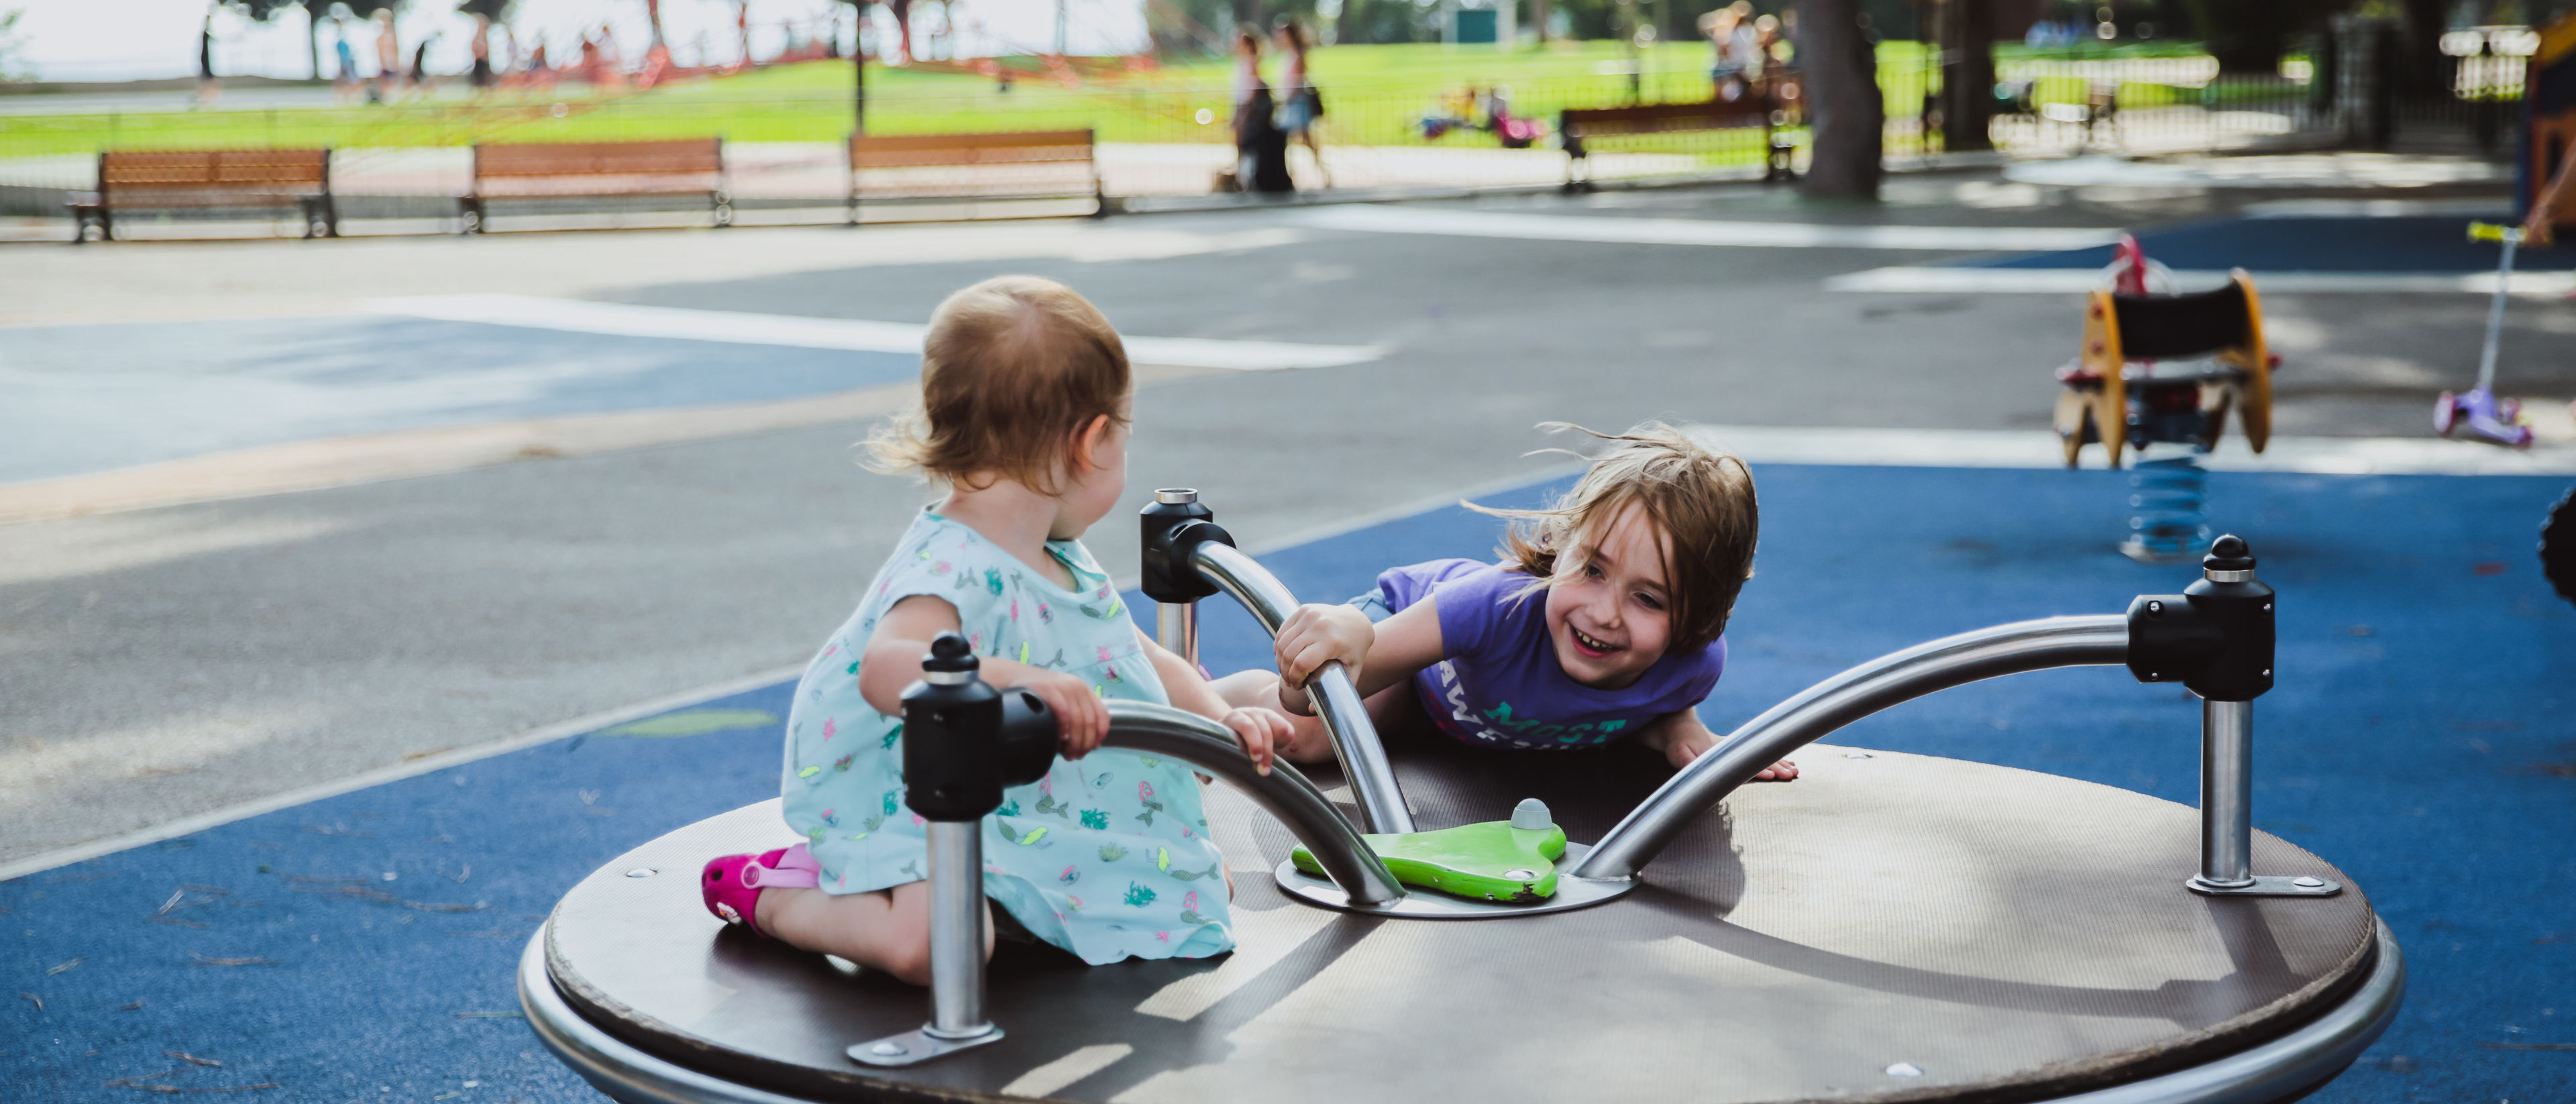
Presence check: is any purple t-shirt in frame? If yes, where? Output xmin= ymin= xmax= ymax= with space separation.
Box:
xmin=1375 ymin=559 xmax=1725 ymax=751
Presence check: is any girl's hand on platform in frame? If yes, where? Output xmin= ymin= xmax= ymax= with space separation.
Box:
xmin=1220 ymin=707 xmax=1293 ymax=775
xmin=1275 ymin=604 xmax=1374 ymax=691
xmin=1008 ymin=669 xmax=1108 ymax=759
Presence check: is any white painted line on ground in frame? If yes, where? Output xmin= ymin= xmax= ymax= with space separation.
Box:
xmin=0 ymin=664 xmax=804 ymax=883
xmin=1293 ymin=204 xmax=2124 ymax=251
xmin=2240 ymin=198 xmax=2512 ymax=219
xmin=362 ymin=294 xmax=1384 ymax=372
xmin=0 ymin=384 xmax=922 ymax=526
xmin=2004 ymin=154 xmax=2514 ymax=189
xmin=1822 ymin=267 xmax=2576 ymax=295
xmin=1685 ymin=423 xmax=2576 ymax=476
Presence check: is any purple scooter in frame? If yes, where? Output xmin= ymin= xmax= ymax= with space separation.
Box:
xmin=2435 ymin=222 xmax=2536 ymax=448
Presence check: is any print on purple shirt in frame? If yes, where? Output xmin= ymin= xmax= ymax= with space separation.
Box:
xmin=1370 ymin=559 xmax=1725 ymax=751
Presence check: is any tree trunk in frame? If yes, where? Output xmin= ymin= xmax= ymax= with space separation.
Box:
xmin=1530 ymin=0 xmax=1550 ymax=45
xmin=1798 ymin=0 xmax=1882 ymax=200
xmin=1937 ymin=0 xmax=1993 ymax=152
xmin=2398 ymin=0 xmax=2449 ymax=102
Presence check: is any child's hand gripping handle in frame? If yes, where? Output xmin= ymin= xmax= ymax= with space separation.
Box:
xmin=1273 ymin=603 xmax=1376 ymax=717
xmin=900 ymin=634 xmax=1063 ymax=818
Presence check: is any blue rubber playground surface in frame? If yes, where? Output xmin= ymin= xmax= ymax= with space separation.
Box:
xmin=5 ymin=461 xmax=2572 ymax=1103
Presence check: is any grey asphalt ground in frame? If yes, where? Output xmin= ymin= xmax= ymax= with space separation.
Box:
xmin=4 ymin=164 xmax=2571 ymax=870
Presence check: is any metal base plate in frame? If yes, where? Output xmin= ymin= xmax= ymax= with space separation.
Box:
xmin=1271 ymin=841 xmax=1639 ymax=918
xmin=2188 ymin=874 xmax=2343 ymax=897
xmin=845 ymin=1026 xmax=1004 ymax=1068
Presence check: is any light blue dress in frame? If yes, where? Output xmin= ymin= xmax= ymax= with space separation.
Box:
xmin=780 ymin=508 xmax=1234 ymax=965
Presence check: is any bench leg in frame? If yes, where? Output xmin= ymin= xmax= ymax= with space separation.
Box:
xmin=300 ymin=197 xmax=333 ymax=239
xmin=458 ymin=199 xmax=483 ymax=235
xmin=711 ymin=190 xmax=733 ymax=228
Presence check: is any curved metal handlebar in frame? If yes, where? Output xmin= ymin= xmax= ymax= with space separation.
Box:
xmin=1187 ymin=542 xmax=1417 ymax=836
xmin=1568 ymin=616 xmax=2131 ymax=881
xmin=1104 ymin=700 xmax=1405 ymax=906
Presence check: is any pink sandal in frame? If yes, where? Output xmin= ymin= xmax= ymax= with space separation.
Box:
xmin=700 ymin=844 xmax=820 ymax=937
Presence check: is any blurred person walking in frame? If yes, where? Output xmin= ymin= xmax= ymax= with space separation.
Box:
xmin=332 ymin=17 xmax=361 ymax=103
xmin=1274 ymin=19 xmax=1329 ymax=187
xmin=470 ymin=14 xmax=494 ymax=90
xmin=411 ymin=32 xmax=435 ymax=95
xmin=1701 ymin=2 xmax=1756 ymax=101
xmin=372 ymin=8 xmax=400 ymax=102
xmin=1228 ymin=27 xmax=1293 ymax=194
xmin=193 ymin=9 xmax=220 ymax=107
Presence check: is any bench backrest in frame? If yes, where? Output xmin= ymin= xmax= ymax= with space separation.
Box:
xmin=1560 ymin=101 xmax=1772 ymax=140
xmin=101 ymin=149 xmax=330 ymax=196
xmin=849 ymin=129 xmax=1095 ymax=169
xmin=474 ymin=139 xmax=724 ymax=183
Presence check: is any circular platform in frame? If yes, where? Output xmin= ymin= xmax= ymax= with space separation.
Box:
xmin=535 ymin=738 xmax=2392 ymax=1104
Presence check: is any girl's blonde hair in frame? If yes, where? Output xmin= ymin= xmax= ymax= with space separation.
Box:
xmin=1471 ymin=423 xmax=1758 ymax=651
xmin=865 ymin=276 xmax=1130 ymax=494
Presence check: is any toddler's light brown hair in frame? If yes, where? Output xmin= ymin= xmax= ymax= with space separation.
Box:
xmin=1474 ymin=423 xmax=1758 ymax=651
xmin=866 ymin=276 xmax=1130 ymax=494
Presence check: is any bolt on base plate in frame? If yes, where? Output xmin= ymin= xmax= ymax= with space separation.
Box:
xmin=2186 ymin=874 xmax=2341 ymax=897
xmin=847 ymin=1024 xmax=1004 ymax=1067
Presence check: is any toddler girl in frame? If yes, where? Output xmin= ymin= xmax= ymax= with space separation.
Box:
xmin=1224 ymin=424 xmax=1795 ymax=777
xmin=702 ymin=276 xmax=1292 ymax=984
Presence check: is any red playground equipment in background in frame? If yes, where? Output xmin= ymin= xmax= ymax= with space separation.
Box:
xmin=2051 ymin=235 xmax=2281 ymax=562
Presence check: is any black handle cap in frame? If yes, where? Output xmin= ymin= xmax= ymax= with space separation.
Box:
xmin=2203 ymin=535 xmax=2255 ymax=572
xmin=923 ymin=632 xmax=977 ymax=673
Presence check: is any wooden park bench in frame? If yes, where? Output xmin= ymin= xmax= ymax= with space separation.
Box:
xmin=1559 ymin=87 xmax=1800 ymax=189
xmin=461 ymin=138 xmax=729 ymax=233
xmin=68 ymin=148 xmax=335 ymax=243
xmin=847 ymin=129 xmax=1104 ymax=222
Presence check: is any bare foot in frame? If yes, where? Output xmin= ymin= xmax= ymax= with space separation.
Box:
xmin=1750 ymin=759 xmax=1799 ymax=781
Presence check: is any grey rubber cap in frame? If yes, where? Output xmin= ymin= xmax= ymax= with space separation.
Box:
xmin=1510 ymin=797 xmax=1552 ymax=831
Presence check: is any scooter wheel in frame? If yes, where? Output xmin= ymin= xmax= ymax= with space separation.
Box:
xmin=2500 ymin=397 xmax=2523 ymax=423
xmin=2433 ymin=391 xmax=2459 ymax=435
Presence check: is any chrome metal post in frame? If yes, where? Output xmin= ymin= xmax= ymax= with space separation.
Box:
xmin=847 ymin=824 xmax=1006 ymax=1066
xmin=2184 ymin=696 xmax=2340 ymax=897
xmin=1155 ymin=601 xmax=1198 ymax=666
xmin=924 ymin=821 xmax=991 ymax=1038
xmin=1187 ymin=541 xmax=1415 ymax=836
xmin=2194 ymin=698 xmax=2255 ymax=889
xmin=2175 ymin=545 xmax=2338 ymax=899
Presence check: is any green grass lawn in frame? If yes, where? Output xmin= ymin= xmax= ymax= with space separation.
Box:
xmin=0 ymin=40 xmax=2237 ymax=160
